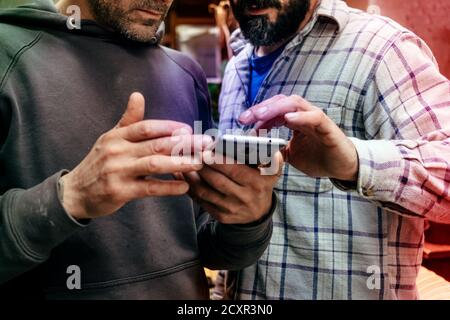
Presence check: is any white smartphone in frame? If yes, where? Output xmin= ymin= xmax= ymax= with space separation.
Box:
xmin=213 ymin=134 xmax=288 ymax=166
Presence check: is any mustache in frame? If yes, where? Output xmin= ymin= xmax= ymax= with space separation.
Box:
xmin=233 ymin=0 xmax=282 ymax=12
xmin=129 ymin=0 xmax=170 ymax=13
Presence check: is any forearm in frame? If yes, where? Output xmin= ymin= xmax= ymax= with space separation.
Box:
xmin=197 ymin=193 xmax=276 ymax=270
xmin=333 ymin=137 xmax=450 ymax=223
xmin=332 ymin=32 xmax=450 ymax=222
xmin=0 ymin=171 xmax=87 ymax=283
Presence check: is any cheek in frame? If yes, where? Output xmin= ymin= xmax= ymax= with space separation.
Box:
xmin=268 ymin=11 xmax=279 ymax=22
xmin=121 ymin=0 xmax=133 ymax=8
xmin=280 ymin=0 xmax=291 ymax=8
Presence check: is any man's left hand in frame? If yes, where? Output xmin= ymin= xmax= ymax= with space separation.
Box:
xmin=183 ymin=151 xmax=283 ymax=224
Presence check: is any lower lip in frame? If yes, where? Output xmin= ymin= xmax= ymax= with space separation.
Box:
xmin=135 ymin=9 xmax=162 ymax=19
xmin=247 ymin=8 xmax=272 ymax=16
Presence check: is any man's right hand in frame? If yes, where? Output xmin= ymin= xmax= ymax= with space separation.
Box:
xmin=60 ymin=92 xmax=209 ymax=220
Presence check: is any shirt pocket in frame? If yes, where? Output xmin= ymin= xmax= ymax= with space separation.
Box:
xmin=276 ymin=107 xmax=344 ymax=193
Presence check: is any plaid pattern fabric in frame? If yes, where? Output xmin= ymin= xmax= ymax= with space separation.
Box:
xmin=218 ymin=0 xmax=450 ymax=300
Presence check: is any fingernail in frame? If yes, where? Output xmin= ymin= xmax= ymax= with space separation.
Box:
xmin=240 ymin=110 xmax=252 ymax=120
xmin=202 ymin=135 xmax=214 ymax=148
xmin=202 ymin=150 xmax=214 ymax=164
xmin=255 ymin=107 xmax=268 ymax=116
xmin=285 ymin=112 xmax=298 ymax=120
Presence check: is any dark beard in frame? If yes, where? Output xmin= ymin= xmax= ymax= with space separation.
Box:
xmin=87 ymin=0 xmax=170 ymax=42
xmin=231 ymin=0 xmax=311 ymax=47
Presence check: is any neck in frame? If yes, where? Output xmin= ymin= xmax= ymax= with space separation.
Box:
xmin=256 ymin=0 xmax=319 ymax=57
xmin=56 ymin=0 xmax=94 ymax=20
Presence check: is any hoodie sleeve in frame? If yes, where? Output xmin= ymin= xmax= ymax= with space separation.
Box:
xmin=196 ymin=193 xmax=276 ymax=271
xmin=0 ymin=90 xmax=87 ymax=284
xmin=0 ymin=172 xmax=89 ymax=284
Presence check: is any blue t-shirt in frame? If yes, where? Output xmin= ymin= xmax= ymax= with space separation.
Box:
xmin=248 ymin=44 xmax=286 ymax=105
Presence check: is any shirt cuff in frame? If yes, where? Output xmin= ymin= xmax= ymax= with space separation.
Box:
xmin=332 ymin=138 xmax=404 ymax=202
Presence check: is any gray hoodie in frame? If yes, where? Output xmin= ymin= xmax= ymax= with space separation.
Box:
xmin=0 ymin=0 xmax=274 ymax=299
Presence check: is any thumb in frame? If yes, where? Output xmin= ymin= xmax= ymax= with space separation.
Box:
xmin=116 ymin=92 xmax=145 ymax=128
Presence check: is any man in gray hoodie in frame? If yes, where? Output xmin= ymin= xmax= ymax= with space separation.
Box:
xmin=0 ymin=0 xmax=279 ymax=299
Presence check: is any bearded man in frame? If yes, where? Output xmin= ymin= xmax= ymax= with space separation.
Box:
xmin=0 ymin=0 xmax=280 ymax=299
xmin=206 ymin=0 xmax=450 ymax=299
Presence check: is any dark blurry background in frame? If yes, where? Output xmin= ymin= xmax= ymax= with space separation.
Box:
xmin=1 ymin=0 xmax=450 ymax=282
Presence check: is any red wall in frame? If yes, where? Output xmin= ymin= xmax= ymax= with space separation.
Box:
xmin=346 ymin=0 xmax=450 ymax=79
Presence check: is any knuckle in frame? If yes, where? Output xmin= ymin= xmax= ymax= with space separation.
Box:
xmin=97 ymin=132 xmax=110 ymax=144
xmin=238 ymin=190 xmax=252 ymax=203
xmin=289 ymin=95 xmax=303 ymax=104
xmin=104 ymin=180 xmax=120 ymax=197
xmin=146 ymin=182 xmax=158 ymax=196
xmin=95 ymin=134 xmax=110 ymax=153
xmin=144 ymin=142 xmax=155 ymax=155
xmin=104 ymin=144 xmax=122 ymax=157
xmin=196 ymin=188 xmax=209 ymax=200
xmin=148 ymin=141 xmax=163 ymax=155
xmin=215 ymin=214 xmax=228 ymax=224
xmin=139 ymin=123 xmax=153 ymax=138
xmin=227 ymin=205 xmax=240 ymax=216
xmin=317 ymin=110 xmax=326 ymax=120
xmin=214 ymin=180 xmax=227 ymax=193
xmin=145 ymin=157 xmax=158 ymax=173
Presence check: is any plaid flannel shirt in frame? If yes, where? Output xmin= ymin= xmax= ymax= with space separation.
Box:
xmin=218 ymin=0 xmax=450 ymax=300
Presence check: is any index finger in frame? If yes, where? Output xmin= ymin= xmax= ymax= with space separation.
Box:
xmin=239 ymin=95 xmax=312 ymax=126
xmin=238 ymin=95 xmax=286 ymax=125
xmin=119 ymin=120 xmax=192 ymax=142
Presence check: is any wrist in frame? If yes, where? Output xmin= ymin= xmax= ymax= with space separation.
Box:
xmin=244 ymin=192 xmax=277 ymax=227
xmin=58 ymin=173 xmax=89 ymax=220
xmin=338 ymin=162 xmax=358 ymax=182
xmin=333 ymin=140 xmax=359 ymax=182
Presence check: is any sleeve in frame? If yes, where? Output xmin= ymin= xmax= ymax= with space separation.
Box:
xmin=196 ymin=193 xmax=276 ymax=270
xmin=195 ymin=65 xmax=215 ymax=132
xmin=0 ymin=172 xmax=88 ymax=284
xmin=217 ymin=56 xmax=240 ymax=133
xmin=0 ymin=93 xmax=87 ymax=284
xmin=334 ymin=32 xmax=450 ymax=223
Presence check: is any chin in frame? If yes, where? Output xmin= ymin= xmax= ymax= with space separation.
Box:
xmin=121 ymin=24 xmax=158 ymax=42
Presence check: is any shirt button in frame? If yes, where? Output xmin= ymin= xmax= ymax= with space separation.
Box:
xmin=363 ymin=188 xmax=374 ymax=197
